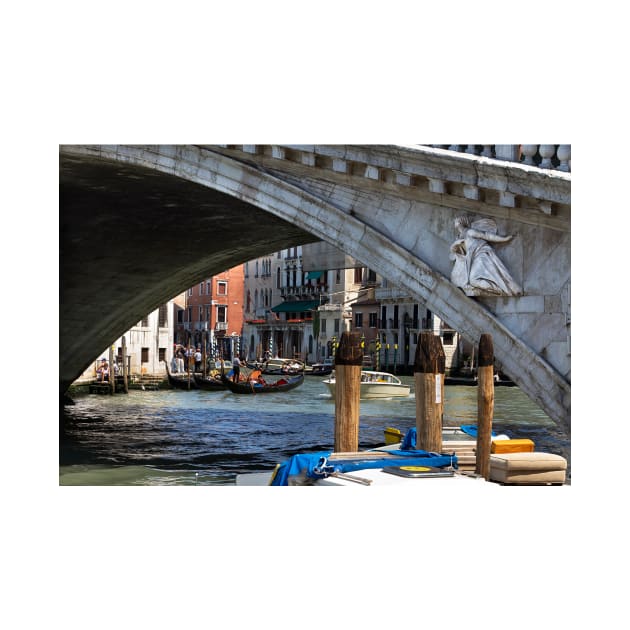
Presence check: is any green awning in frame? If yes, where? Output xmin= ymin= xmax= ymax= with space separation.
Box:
xmin=271 ymin=300 xmax=320 ymax=313
xmin=305 ymin=271 xmax=323 ymax=280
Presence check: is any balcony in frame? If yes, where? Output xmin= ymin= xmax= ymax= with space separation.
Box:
xmin=215 ymin=322 xmax=228 ymax=331
xmin=375 ymin=287 xmax=411 ymax=301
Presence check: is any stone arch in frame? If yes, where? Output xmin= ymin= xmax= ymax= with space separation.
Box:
xmin=60 ymin=145 xmax=569 ymax=432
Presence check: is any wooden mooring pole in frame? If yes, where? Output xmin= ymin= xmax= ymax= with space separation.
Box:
xmin=122 ymin=335 xmax=129 ymax=393
xmin=186 ymin=335 xmax=192 ymax=390
xmin=333 ymin=330 xmax=363 ymax=453
xmin=202 ymin=331 xmax=207 ymax=378
xmin=108 ymin=345 xmax=115 ymax=395
xmin=475 ymin=334 xmax=495 ymax=480
xmin=414 ymin=332 xmax=445 ymax=453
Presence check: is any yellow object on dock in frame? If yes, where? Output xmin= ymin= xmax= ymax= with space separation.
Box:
xmin=491 ymin=438 xmax=535 ymax=453
xmin=384 ymin=427 xmax=403 ymax=444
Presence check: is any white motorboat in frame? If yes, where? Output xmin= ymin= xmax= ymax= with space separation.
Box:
xmin=323 ymin=370 xmax=411 ymax=399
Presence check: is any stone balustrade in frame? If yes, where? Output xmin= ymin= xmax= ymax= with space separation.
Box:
xmin=429 ymin=144 xmax=571 ymax=172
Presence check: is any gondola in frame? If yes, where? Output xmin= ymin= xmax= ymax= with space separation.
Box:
xmin=164 ymin=360 xmax=198 ymax=390
xmin=220 ymin=371 xmax=304 ymax=394
xmin=193 ymin=372 xmax=227 ymax=390
xmin=305 ymin=364 xmax=333 ymax=376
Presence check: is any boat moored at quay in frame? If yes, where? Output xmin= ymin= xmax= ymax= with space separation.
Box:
xmin=237 ymin=331 xmax=568 ymax=487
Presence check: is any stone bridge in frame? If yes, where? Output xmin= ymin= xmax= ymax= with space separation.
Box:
xmin=59 ymin=144 xmax=571 ymax=434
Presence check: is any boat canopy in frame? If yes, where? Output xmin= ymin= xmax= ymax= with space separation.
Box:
xmin=270 ymin=449 xmax=458 ymax=486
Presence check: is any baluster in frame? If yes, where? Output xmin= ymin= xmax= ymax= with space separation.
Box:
xmin=521 ymin=145 xmax=538 ymax=166
xmin=465 ymin=145 xmax=477 ymax=154
xmin=539 ymin=144 xmax=556 ymax=169
xmin=481 ymin=145 xmax=494 ymax=157
xmin=557 ymin=145 xmax=571 ymax=172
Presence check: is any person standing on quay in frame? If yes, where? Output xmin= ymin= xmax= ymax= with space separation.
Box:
xmin=194 ymin=347 xmax=202 ymax=372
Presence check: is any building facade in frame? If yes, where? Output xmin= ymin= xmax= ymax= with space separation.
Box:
xmin=75 ymin=300 xmax=176 ymax=382
xmin=174 ymin=264 xmax=245 ymax=359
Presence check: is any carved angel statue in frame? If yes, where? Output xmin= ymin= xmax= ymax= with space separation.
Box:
xmin=449 ymin=216 xmax=522 ymax=296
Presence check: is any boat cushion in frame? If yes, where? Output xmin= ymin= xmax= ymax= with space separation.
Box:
xmin=489 ymin=452 xmax=567 ymax=484
xmin=491 ymin=438 xmax=535 ymax=453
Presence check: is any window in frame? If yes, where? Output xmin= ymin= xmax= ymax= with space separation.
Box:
xmin=321 ymin=318 xmax=327 ymax=333
xmin=158 ymin=304 xmax=168 ymax=327
xmin=177 ymin=310 xmax=184 ymax=323
xmin=277 ymin=268 xmax=281 ymax=288
xmin=187 ymin=307 xmax=192 ymax=322
xmin=141 ymin=316 xmax=149 ymax=327
xmin=369 ymin=312 xmax=377 ymax=328
xmin=188 ymin=288 xmax=193 ymax=297
xmin=355 ymin=312 xmax=363 ymax=328
xmin=141 ymin=347 xmax=149 ymax=363
xmin=199 ymin=306 xmax=203 ymax=321
xmin=381 ymin=305 xmax=387 ymax=325
xmin=443 ymin=332 xmax=454 ymax=345
xmin=393 ymin=305 xmax=399 ymax=329
xmin=206 ymin=306 xmax=211 ymax=321
xmin=335 ymin=269 xmax=341 ymax=284
xmin=207 ymin=281 xmax=211 ymax=295
xmin=217 ymin=281 xmax=227 ymax=295
xmin=217 ymin=306 xmax=227 ymax=323
xmin=158 ymin=348 xmax=166 ymax=362
xmin=199 ymin=282 xmax=204 ymax=295
xmin=354 ymin=268 xmax=363 ymax=283
xmin=334 ymin=318 xmax=340 ymax=333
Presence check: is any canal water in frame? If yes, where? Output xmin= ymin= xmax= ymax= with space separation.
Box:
xmin=60 ymin=376 xmax=571 ymax=485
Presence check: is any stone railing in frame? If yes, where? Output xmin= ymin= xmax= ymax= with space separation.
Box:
xmin=428 ymin=144 xmax=571 ymax=172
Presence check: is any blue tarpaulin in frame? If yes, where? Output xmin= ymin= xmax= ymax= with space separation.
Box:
xmin=270 ymin=449 xmax=457 ymax=486
xmin=401 ymin=426 xmax=497 ymax=448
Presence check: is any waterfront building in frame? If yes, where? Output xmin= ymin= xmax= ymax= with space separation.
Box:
xmin=75 ymin=300 xmax=176 ymax=383
xmin=369 ymin=280 xmax=470 ymax=374
xmin=243 ymin=246 xmax=328 ymax=363
xmin=174 ymin=264 xmax=245 ymax=359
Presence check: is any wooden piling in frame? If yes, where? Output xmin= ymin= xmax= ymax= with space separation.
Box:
xmin=333 ymin=330 xmax=363 ymax=453
xmin=186 ymin=335 xmax=192 ymax=390
xmin=202 ymin=331 xmax=207 ymax=377
xmin=475 ymin=334 xmax=495 ymax=480
xmin=414 ymin=333 xmax=445 ymax=453
xmin=108 ymin=345 xmax=115 ymax=395
xmin=122 ymin=335 xmax=129 ymax=393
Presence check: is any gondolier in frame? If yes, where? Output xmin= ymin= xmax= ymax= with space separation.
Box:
xmin=232 ymin=356 xmax=241 ymax=383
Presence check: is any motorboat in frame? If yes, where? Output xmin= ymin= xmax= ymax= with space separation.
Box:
xmin=323 ymin=370 xmax=411 ymax=399
xmin=305 ymin=358 xmax=334 ymax=376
